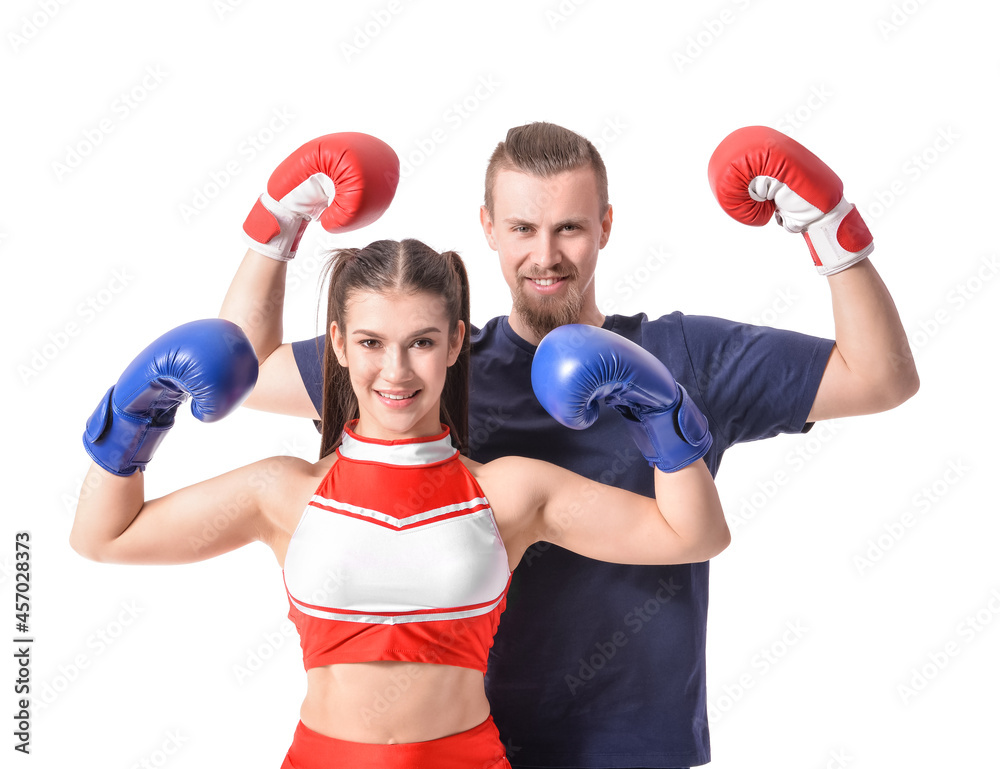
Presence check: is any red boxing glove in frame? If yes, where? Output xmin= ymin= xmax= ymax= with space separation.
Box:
xmin=243 ymin=132 xmax=400 ymax=261
xmin=708 ymin=126 xmax=873 ymax=276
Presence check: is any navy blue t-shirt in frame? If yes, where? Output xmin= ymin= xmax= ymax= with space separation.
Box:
xmin=292 ymin=312 xmax=833 ymax=768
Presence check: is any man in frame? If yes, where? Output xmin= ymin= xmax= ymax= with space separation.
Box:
xmin=220 ymin=123 xmax=918 ymax=768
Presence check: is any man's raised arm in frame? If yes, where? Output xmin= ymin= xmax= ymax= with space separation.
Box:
xmin=220 ymin=249 xmax=310 ymax=415
xmin=218 ymin=133 xmax=400 ymax=417
xmin=708 ymin=126 xmax=919 ymax=422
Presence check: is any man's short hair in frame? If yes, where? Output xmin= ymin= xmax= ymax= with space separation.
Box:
xmin=484 ymin=122 xmax=609 ymax=218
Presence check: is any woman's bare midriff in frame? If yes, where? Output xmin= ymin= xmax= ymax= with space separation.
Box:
xmin=300 ymin=661 xmax=491 ymax=743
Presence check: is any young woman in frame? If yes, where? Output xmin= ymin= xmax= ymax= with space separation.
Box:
xmin=72 ymin=239 xmax=729 ymax=768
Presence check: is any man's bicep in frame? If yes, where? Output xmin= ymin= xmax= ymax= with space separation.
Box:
xmin=806 ymin=343 xmax=891 ymax=422
xmin=242 ymin=343 xmax=320 ymax=418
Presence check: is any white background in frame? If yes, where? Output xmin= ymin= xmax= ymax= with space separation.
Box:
xmin=3 ymin=0 xmax=998 ymax=767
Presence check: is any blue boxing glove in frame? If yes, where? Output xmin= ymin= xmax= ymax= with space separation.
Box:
xmin=83 ymin=319 xmax=259 ymax=476
xmin=532 ymin=324 xmax=712 ymax=472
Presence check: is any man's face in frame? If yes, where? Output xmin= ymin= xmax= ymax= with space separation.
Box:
xmin=481 ymin=166 xmax=612 ymax=343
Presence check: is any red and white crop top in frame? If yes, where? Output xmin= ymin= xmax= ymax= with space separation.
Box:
xmin=283 ymin=423 xmax=512 ymax=673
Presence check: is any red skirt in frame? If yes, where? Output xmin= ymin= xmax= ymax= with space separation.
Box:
xmin=281 ymin=716 xmax=510 ymax=769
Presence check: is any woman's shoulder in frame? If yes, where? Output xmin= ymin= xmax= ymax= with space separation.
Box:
xmin=459 ymin=453 xmax=520 ymax=481
xmin=460 ymin=454 xmax=553 ymax=504
xmin=461 ymin=453 xmax=557 ymax=478
xmin=240 ymin=452 xmax=338 ymax=500
xmin=242 ymin=452 xmax=333 ymax=474
xmin=250 ymin=453 xmax=339 ymax=551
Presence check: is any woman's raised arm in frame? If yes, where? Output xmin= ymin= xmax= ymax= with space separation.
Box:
xmin=70 ymin=456 xmax=306 ymax=565
xmin=70 ymin=319 xmax=273 ymax=564
xmin=485 ymin=324 xmax=729 ymax=567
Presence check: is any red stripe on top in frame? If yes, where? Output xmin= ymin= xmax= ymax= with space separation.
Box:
xmin=289 ymin=584 xmax=506 ymax=618
xmin=318 ymin=453 xmax=482 ymax=522
xmin=286 ymin=575 xmax=512 ymax=674
xmin=307 ymin=498 xmax=493 ymax=530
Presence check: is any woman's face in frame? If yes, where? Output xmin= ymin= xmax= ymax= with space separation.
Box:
xmin=331 ymin=289 xmax=464 ymax=441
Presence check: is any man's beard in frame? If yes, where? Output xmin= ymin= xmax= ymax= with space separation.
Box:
xmin=513 ymin=271 xmax=584 ymax=341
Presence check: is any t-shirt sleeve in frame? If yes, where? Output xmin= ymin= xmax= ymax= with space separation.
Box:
xmin=291 ymin=335 xmax=326 ymax=417
xmin=677 ymin=314 xmax=835 ymax=447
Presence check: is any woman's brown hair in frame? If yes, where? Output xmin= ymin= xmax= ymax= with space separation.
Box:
xmin=318 ymin=239 xmax=471 ymax=458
